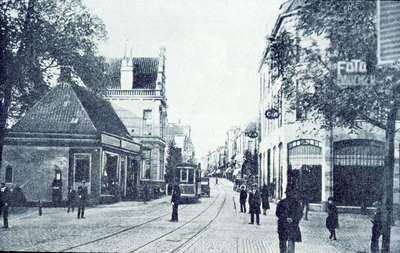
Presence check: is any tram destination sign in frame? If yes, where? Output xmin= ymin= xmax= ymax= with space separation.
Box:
xmin=337 ymin=60 xmax=375 ymax=87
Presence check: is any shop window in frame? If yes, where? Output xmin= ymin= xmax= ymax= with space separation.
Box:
xmin=5 ymin=165 xmax=13 ymax=183
xmin=74 ymin=154 xmax=91 ymax=183
xmin=101 ymin=152 xmax=119 ymax=195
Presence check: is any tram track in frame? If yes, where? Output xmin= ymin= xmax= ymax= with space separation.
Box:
xmin=128 ymin=183 xmax=227 ymax=253
xmin=55 ymin=183 xmax=225 ymax=252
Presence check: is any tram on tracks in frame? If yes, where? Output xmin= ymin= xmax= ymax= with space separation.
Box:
xmin=177 ymin=162 xmax=201 ymax=202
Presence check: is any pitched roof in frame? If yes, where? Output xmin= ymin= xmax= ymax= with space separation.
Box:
xmin=105 ymin=57 xmax=159 ymax=89
xmin=11 ymin=83 xmax=130 ymax=137
xmin=132 ymin=57 xmax=159 ymax=89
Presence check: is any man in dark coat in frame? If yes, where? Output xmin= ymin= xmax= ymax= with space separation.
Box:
xmin=276 ymin=187 xmax=303 ymax=253
xmin=261 ymin=184 xmax=270 ymax=215
xmin=239 ymin=185 xmax=247 ymax=213
xmin=248 ymin=185 xmax=261 ymax=225
xmin=370 ymin=201 xmax=383 ymax=253
xmin=170 ymin=184 xmax=181 ymax=222
xmin=326 ymin=197 xmax=339 ymax=240
xmin=0 ymin=182 xmax=11 ymax=228
xmin=77 ymin=180 xmax=88 ymax=219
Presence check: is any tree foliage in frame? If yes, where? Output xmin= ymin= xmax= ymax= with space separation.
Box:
xmin=0 ymin=0 xmax=107 ymax=162
xmin=165 ymin=140 xmax=182 ymax=183
xmin=273 ymin=0 xmax=400 ymax=132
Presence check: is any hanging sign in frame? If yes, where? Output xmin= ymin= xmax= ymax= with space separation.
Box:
xmin=265 ymin=108 xmax=280 ymax=119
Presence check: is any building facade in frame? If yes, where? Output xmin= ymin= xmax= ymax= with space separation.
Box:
xmin=105 ymin=47 xmax=168 ymax=194
xmin=258 ymin=0 xmax=400 ymax=209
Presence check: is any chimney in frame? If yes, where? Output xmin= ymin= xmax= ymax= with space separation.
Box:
xmin=121 ymin=49 xmax=133 ymax=90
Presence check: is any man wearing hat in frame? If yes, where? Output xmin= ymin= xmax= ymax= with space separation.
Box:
xmin=77 ymin=180 xmax=88 ymax=219
xmin=276 ymin=186 xmax=303 ymax=253
xmin=370 ymin=201 xmax=383 ymax=253
xmin=248 ymin=184 xmax=261 ymax=225
xmin=0 ymin=182 xmax=10 ymax=228
xmin=239 ymin=185 xmax=247 ymax=213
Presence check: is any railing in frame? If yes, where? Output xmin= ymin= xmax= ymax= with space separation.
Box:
xmin=106 ymin=89 xmax=163 ymax=97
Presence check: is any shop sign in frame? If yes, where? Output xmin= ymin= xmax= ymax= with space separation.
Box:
xmin=337 ymin=60 xmax=375 ymax=87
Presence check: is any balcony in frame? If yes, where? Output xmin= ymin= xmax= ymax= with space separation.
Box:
xmin=106 ymin=89 xmax=164 ymax=99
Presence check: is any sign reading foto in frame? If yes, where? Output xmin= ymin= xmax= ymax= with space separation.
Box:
xmin=337 ymin=60 xmax=375 ymax=87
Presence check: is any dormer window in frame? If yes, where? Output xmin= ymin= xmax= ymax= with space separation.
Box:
xmin=70 ymin=117 xmax=79 ymax=124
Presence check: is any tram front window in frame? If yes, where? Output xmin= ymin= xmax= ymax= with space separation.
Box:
xmin=188 ymin=169 xmax=194 ymax=184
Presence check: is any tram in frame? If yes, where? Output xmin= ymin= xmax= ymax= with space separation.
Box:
xmin=177 ymin=163 xmax=201 ymax=202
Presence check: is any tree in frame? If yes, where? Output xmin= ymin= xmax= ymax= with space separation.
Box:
xmin=242 ymin=149 xmax=258 ymax=179
xmin=272 ymin=1 xmax=395 ymax=251
xmin=165 ymin=140 xmax=182 ymax=184
xmin=0 ymin=0 xmax=107 ymax=164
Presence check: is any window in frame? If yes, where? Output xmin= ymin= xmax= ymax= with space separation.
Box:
xmin=181 ymin=169 xmax=188 ymax=182
xmin=143 ymin=110 xmax=152 ymax=135
xmin=74 ymin=154 xmax=91 ymax=183
xmin=101 ymin=152 xmax=119 ymax=195
xmin=142 ymin=150 xmax=151 ymax=179
xmin=5 ymin=165 xmax=12 ymax=183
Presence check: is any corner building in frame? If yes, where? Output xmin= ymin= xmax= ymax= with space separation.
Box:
xmin=105 ymin=47 xmax=168 ymax=196
xmin=258 ymin=0 xmax=399 ymax=209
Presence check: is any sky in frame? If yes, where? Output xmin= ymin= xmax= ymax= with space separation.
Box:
xmin=82 ymin=0 xmax=286 ymax=158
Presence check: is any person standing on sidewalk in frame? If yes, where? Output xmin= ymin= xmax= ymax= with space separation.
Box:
xmin=248 ymin=185 xmax=261 ymax=225
xmin=239 ymin=185 xmax=247 ymax=213
xmin=261 ymin=184 xmax=270 ymax=215
xmin=170 ymin=184 xmax=180 ymax=222
xmin=77 ymin=180 xmax=88 ymax=219
xmin=67 ymin=187 xmax=77 ymax=213
xmin=0 ymin=182 xmax=11 ymax=228
xmin=326 ymin=197 xmax=339 ymax=240
xmin=276 ymin=186 xmax=303 ymax=253
xmin=370 ymin=201 xmax=383 ymax=253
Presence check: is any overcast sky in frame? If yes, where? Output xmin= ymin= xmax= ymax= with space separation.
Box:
xmin=83 ymin=0 xmax=286 ymax=158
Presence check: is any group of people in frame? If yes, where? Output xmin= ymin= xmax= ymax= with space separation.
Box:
xmin=239 ymin=184 xmax=270 ymax=225
xmin=67 ymin=180 xmax=88 ymax=219
xmin=239 ymin=183 xmax=386 ymax=253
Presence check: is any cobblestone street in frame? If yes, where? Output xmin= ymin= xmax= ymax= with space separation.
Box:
xmin=1 ymin=179 xmax=399 ymax=253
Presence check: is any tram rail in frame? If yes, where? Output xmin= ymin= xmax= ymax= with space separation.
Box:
xmin=48 ymin=183 xmax=226 ymax=252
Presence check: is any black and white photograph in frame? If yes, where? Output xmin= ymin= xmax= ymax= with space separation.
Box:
xmin=1 ymin=0 xmax=400 ymax=252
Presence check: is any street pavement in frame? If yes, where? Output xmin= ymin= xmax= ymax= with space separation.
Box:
xmin=1 ymin=178 xmax=399 ymax=253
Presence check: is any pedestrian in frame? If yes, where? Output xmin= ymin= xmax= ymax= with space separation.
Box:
xmin=370 ymin=201 xmax=383 ymax=253
xmin=215 ymin=177 xmax=218 ymax=185
xmin=261 ymin=184 xmax=270 ymax=215
xmin=67 ymin=187 xmax=77 ymax=213
xmin=0 ymin=182 xmax=11 ymax=228
xmin=77 ymin=180 xmax=88 ymax=219
xmin=276 ymin=186 xmax=303 ymax=253
xmin=239 ymin=185 xmax=247 ymax=213
xmin=326 ymin=197 xmax=338 ymax=240
xmin=248 ymin=185 xmax=261 ymax=225
xmin=170 ymin=184 xmax=180 ymax=222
